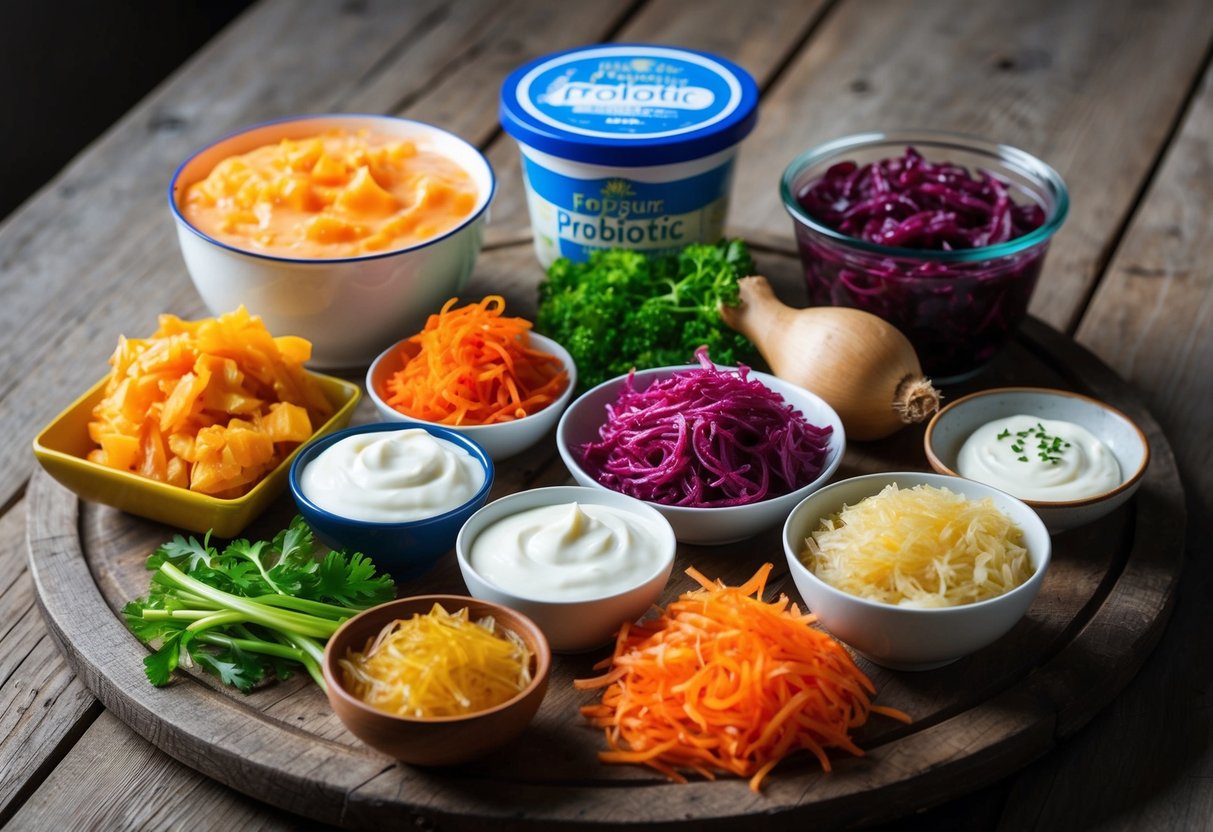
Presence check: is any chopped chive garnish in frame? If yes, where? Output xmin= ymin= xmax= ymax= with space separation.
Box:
xmin=1001 ymin=421 xmax=1070 ymax=464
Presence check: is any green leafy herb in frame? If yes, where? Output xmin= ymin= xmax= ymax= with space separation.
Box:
xmin=1000 ymin=421 xmax=1069 ymax=465
xmin=123 ymin=516 xmax=395 ymax=693
xmin=535 ymin=240 xmax=761 ymax=390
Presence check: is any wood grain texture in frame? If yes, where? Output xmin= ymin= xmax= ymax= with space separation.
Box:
xmin=994 ymin=54 xmax=1213 ymax=832
xmin=725 ymin=0 xmax=1213 ymax=333
xmin=0 ymin=502 xmax=99 ymax=826
xmin=6 ymin=712 xmax=325 ymax=832
xmin=483 ymin=0 xmax=833 ymax=244
xmin=24 ymin=243 xmax=1186 ymax=829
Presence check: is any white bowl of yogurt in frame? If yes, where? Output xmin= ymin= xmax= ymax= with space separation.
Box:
xmin=499 ymin=44 xmax=759 ymax=268
xmin=455 ymin=486 xmax=676 ymax=652
xmin=924 ymin=387 xmax=1150 ymax=532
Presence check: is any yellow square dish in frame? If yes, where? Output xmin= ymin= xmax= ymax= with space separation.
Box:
xmin=32 ymin=372 xmax=361 ymax=538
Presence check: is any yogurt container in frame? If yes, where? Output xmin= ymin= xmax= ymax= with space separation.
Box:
xmin=500 ymin=44 xmax=759 ymax=267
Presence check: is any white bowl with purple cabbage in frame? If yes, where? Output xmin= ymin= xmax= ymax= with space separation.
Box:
xmin=555 ymin=349 xmax=846 ymax=545
xmin=781 ymin=131 xmax=1068 ymax=383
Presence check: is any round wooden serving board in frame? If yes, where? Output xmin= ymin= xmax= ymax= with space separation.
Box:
xmin=26 ymin=243 xmax=1185 ymax=830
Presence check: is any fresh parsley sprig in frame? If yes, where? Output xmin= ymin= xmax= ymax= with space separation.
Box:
xmin=535 ymin=240 xmax=761 ymax=390
xmin=124 ymin=516 xmax=395 ymax=693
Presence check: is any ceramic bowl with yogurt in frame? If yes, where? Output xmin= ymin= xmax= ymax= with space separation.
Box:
xmin=366 ymin=331 xmax=577 ymax=460
xmin=170 ymin=114 xmax=495 ymax=369
xmin=783 ymin=472 xmax=1052 ymax=671
xmin=556 ymin=365 xmax=845 ymax=545
xmin=456 ymin=486 xmax=676 ymax=652
xmin=289 ymin=422 xmax=494 ymax=580
xmin=924 ymin=387 xmax=1150 ymax=532
xmin=500 ymin=44 xmax=758 ymax=268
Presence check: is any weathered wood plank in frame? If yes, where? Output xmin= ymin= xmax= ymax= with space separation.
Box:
xmin=485 ymin=0 xmax=833 ymax=245
xmin=725 ymin=0 xmax=1213 ymax=334
xmin=5 ymin=711 xmax=323 ymax=832
xmin=0 ymin=503 xmax=99 ymax=825
xmin=369 ymin=0 xmax=635 ymax=143
xmin=995 ymin=54 xmax=1213 ymax=832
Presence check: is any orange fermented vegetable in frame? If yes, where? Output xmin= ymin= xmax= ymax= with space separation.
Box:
xmin=574 ymin=563 xmax=910 ymax=792
xmin=384 ymin=296 xmax=568 ymax=426
xmin=87 ymin=306 xmax=333 ymax=497
xmin=181 ymin=129 xmax=479 ymax=258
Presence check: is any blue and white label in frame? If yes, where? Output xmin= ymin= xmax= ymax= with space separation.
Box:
xmin=515 ymin=46 xmax=744 ymax=140
xmin=521 ymin=154 xmax=735 ymax=266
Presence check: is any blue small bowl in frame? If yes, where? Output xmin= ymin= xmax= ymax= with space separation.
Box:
xmin=289 ymin=422 xmax=494 ymax=580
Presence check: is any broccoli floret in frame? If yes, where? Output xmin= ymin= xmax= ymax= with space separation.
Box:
xmin=534 ymin=241 xmax=761 ymax=389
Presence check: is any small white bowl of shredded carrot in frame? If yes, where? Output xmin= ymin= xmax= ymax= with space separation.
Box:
xmin=366 ymin=296 xmax=575 ymax=460
xmin=574 ymin=563 xmax=910 ymax=792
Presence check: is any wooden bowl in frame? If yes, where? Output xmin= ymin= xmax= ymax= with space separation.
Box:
xmin=322 ymin=595 xmax=551 ymax=766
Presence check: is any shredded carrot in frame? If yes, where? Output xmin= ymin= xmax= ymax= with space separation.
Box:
xmin=383 ymin=296 xmax=568 ymax=426
xmin=573 ymin=564 xmax=911 ymax=792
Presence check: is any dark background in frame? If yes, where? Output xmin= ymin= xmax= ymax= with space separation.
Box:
xmin=1 ymin=1 xmax=253 ymax=221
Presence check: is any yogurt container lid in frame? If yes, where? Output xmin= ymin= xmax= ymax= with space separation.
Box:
xmin=500 ymin=44 xmax=759 ymax=167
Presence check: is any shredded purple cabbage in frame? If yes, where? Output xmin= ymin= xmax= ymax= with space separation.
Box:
xmin=579 ymin=348 xmax=834 ymax=508
xmin=797 ymin=147 xmax=1046 ymax=251
xmin=792 ymin=147 xmax=1052 ymax=381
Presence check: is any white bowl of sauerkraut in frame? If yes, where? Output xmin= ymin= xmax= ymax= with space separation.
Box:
xmin=782 ymin=472 xmax=1051 ymax=671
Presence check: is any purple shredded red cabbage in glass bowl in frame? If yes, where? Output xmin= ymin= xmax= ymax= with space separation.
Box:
xmin=555 ymin=349 xmax=846 ymax=545
xmin=781 ymin=133 xmax=1068 ymax=383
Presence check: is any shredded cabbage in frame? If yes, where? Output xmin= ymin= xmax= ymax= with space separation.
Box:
xmin=801 ymin=483 xmax=1033 ymax=608
xmin=797 ymin=147 xmax=1045 ymax=250
xmin=579 ymin=348 xmax=833 ymax=508
xmin=794 ymin=147 xmax=1051 ymax=379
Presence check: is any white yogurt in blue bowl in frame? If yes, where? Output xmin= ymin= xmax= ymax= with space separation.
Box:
xmin=500 ymin=44 xmax=759 ymax=267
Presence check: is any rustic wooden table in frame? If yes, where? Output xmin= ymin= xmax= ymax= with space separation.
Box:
xmin=4 ymin=1 xmax=1211 ymax=829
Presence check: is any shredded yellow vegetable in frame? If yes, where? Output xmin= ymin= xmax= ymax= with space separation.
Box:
xmin=801 ymin=483 xmax=1033 ymax=608
xmin=339 ymin=604 xmax=532 ymax=718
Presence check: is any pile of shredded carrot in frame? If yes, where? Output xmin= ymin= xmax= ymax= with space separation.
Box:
xmin=383 ymin=296 xmax=568 ymax=426
xmin=574 ymin=564 xmax=911 ymax=792
xmin=87 ymin=306 xmax=333 ymax=497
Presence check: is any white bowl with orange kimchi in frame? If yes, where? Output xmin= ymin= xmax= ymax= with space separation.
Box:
xmin=169 ymin=114 xmax=495 ymax=369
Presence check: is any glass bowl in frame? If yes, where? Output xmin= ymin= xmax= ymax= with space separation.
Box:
xmin=780 ymin=131 xmax=1068 ymax=383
